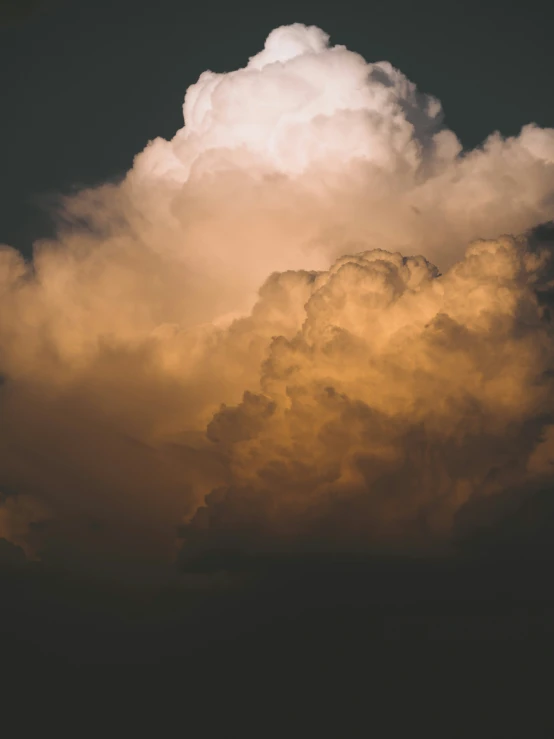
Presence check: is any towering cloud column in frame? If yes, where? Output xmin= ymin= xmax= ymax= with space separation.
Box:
xmin=1 ymin=25 xmax=554 ymax=571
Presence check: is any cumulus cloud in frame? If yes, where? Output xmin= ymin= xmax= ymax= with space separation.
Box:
xmin=182 ymin=234 xmax=554 ymax=561
xmin=1 ymin=24 xmax=554 ymax=573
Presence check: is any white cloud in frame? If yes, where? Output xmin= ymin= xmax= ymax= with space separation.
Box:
xmin=1 ymin=25 xmax=554 ymax=571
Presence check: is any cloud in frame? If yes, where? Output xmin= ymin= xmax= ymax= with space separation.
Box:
xmin=1 ymin=25 xmax=554 ymax=574
xmin=180 ymin=232 xmax=554 ymax=562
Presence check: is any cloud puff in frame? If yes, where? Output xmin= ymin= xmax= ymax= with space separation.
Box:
xmin=131 ymin=22 xmax=554 ymax=283
xmin=1 ymin=25 xmax=554 ymax=573
xmin=180 ymin=233 xmax=554 ymax=561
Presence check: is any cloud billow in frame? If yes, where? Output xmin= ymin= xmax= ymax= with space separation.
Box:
xmin=1 ymin=25 xmax=554 ymax=573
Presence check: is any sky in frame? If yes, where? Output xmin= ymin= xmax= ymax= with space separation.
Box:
xmin=2 ymin=0 xmax=554 ymax=671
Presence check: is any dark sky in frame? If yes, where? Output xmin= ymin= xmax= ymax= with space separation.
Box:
xmin=1 ymin=0 xmax=553 ymax=254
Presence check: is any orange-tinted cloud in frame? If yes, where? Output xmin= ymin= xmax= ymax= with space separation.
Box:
xmin=1 ymin=25 xmax=554 ymax=574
